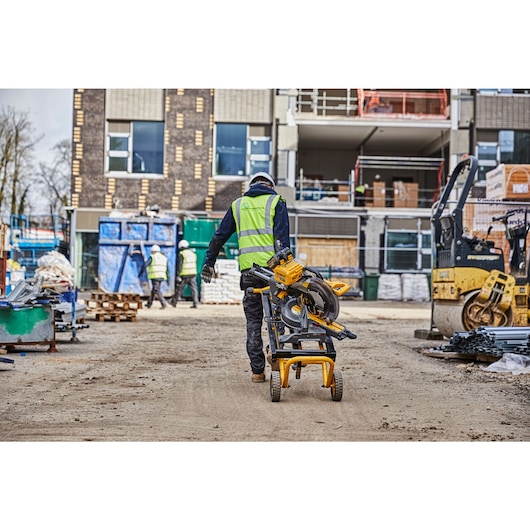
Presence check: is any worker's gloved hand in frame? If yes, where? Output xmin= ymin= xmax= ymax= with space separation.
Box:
xmin=176 ymin=276 xmax=183 ymax=285
xmin=201 ymin=265 xmax=215 ymax=283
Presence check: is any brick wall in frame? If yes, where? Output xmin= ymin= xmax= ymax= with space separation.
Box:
xmin=73 ymin=88 xmax=242 ymax=214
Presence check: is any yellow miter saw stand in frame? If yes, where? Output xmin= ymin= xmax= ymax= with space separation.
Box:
xmin=249 ymin=248 xmax=357 ymax=402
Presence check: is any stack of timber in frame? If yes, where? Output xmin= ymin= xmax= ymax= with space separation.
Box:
xmin=86 ymin=292 xmax=143 ymax=322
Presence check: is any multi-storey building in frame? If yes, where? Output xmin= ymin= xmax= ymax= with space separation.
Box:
xmin=69 ymin=89 xmax=530 ymax=293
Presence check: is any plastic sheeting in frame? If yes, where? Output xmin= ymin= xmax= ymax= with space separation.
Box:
xmin=482 ymin=353 xmax=530 ymax=375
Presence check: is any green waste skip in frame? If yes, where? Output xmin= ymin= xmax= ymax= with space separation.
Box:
xmin=0 ymin=305 xmax=55 ymax=348
xmin=363 ymin=273 xmax=380 ymax=301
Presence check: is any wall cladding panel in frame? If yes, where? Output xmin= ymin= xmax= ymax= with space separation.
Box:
xmin=476 ymin=94 xmax=530 ymax=129
xmin=105 ymin=89 xmax=165 ymax=120
xmin=214 ymin=89 xmax=273 ymax=123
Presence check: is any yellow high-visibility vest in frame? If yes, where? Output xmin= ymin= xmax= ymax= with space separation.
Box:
xmin=180 ymin=248 xmax=197 ymax=276
xmin=232 ymin=194 xmax=280 ymax=270
xmin=147 ymin=252 xmax=168 ymax=280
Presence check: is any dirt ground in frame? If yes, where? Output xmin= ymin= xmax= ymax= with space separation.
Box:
xmin=1 ymin=298 xmax=529 ymax=442
xmin=3 ymin=297 xmax=529 ymax=528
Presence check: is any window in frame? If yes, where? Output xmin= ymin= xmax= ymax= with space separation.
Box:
xmin=215 ymin=124 xmax=247 ymax=176
xmin=500 ymin=130 xmax=530 ymax=165
xmin=78 ymin=232 xmax=99 ymax=290
xmin=476 ymin=142 xmax=499 ymax=181
xmin=248 ymin=137 xmax=271 ymax=175
xmin=476 ymin=132 xmax=530 ymax=180
xmin=384 ymin=229 xmax=432 ymax=272
xmin=106 ymin=121 xmax=164 ymax=176
xmin=478 ymin=88 xmax=512 ymax=94
xmin=214 ymin=123 xmax=271 ymax=177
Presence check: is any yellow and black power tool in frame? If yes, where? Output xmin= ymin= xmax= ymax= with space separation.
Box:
xmin=249 ymin=248 xmax=357 ymax=402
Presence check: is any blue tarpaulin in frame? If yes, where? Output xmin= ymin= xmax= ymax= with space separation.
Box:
xmin=98 ymin=216 xmax=179 ymax=296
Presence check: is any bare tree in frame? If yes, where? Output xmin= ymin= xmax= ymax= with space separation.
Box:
xmin=0 ymin=106 xmax=42 ymax=222
xmin=37 ymin=139 xmax=71 ymax=216
xmin=0 ymin=110 xmax=14 ymax=217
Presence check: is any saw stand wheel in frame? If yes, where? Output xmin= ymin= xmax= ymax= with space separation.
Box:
xmin=330 ymin=369 xmax=343 ymax=401
xmin=268 ymin=355 xmax=344 ymax=403
xmin=270 ymin=372 xmax=282 ymax=402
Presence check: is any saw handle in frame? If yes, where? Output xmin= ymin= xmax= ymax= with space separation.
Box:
xmin=326 ymin=280 xmax=350 ymax=297
xmin=248 ymin=286 xmax=270 ymax=295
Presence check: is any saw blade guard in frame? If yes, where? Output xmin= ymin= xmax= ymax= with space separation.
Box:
xmin=299 ymin=276 xmax=340 ymax=323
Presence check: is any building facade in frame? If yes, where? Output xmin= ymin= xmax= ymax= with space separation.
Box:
xmin=69 ymin=88 xmax=530 ymax=294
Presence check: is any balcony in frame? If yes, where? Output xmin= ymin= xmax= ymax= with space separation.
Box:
xmin=294 ymin=156 xmax=445 ymax=209
xmin=295 ymin=89 xmax=449 ymax=120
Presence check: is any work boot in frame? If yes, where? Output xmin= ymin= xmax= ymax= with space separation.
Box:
xmin=267 ymin=352 xmax=280 ymax=371
xmin=251 ymin=372 xmax=266 ymax=383
xmin=190 ymin=303 xmax=197 ymax=308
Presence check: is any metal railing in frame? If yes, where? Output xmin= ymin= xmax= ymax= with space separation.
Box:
xmin=359 ymin=89 xmax=448 ymax=118
xmin=295 ymin=177 xmax=439 ymax=208
xmin=295 ymin=89 xmax=449 ymax=120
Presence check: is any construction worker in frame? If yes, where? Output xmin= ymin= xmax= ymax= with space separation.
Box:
xmin=366 ymin=94 xmax=381 ymax=112
xmin=201 ymin=172 xmax=290 ymax=383
xmin=355 ymin=183 xmax=366 ymax=206
xmin=170 ymin=239 xmax=199 ymax=308
xmin=139 ymin=244 xmax=169 ymax=309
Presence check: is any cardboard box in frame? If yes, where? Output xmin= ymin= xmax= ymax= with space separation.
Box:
xmin=393 ymin=182 xmax=418 ymax=208
xmin=337 ymin=185 xmax=350 ymax=202
xmin=372 ymin=182 xmax=386 ymax=207
xmin=486 ymin=164 xmax=530 ymax=200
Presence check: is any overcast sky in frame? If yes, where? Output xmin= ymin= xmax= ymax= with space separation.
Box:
xmin=0 ymin=89 xmax=73 ymax=166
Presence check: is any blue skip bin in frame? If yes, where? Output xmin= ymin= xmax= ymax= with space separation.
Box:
xmin=98 ymin=215 xmax=179 ymax=296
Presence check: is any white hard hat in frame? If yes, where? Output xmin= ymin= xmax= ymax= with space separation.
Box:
xmin=151 ymin=244 xmax=160 ymax=252
xmin=178 ymin=239 xmax=189 ymax=250
xmin=249 ymin=172 xmax=275 ymax=188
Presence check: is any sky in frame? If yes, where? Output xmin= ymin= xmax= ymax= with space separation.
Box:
xmin=0 ymin=89 xmax=73 ymax=166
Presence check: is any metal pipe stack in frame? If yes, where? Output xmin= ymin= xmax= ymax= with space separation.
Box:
xmin=442 ymin=327 xmax=530 ymax=358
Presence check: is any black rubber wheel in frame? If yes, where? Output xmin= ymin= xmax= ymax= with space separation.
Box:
xmin=331 ymin=369 xmax=343 ymax=401
xmin=270 ymin=371 xmax=281 ymax=402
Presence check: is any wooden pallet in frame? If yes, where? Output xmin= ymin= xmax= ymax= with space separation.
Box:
xmin=87 ymin=300 xmax=142 ymax=311
xmin=89 ymin=292 xmax=142 ymax=303
xmin=87 ymin=292 xmax=142 ymax=322
xmin=93 ymin=310 xmax=137 ymax=322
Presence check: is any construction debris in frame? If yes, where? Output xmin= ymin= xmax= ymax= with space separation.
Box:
xmin=0 ymin=251 xmax=88 ymax=344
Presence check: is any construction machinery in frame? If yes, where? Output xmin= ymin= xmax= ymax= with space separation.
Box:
xmin=249 ymin=248 xmax=356 ymax=402
xmin=431 ymin=155 xmax=530 ymax=338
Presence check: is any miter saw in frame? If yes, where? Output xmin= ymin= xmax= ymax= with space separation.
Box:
xmin=249 ymin=248 xmax=357 ymax=402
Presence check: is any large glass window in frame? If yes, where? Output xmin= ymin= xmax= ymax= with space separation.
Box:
xmin=215 ymin=124 xmax=272 ymax=177
xmin=107 ymin=121 xmax=164 ymax=176
xmin=384 ymin=230 xmax=431 ymax=272
xmin=132 ymin=121 xmax=164 ymax=174
xmin=215 ymin=124 xmax=247 ymax=176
